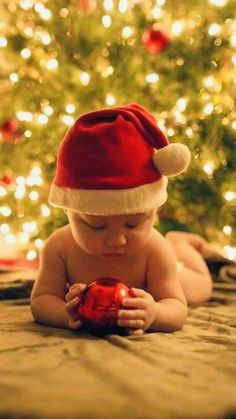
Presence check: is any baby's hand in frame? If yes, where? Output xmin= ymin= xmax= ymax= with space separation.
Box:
xmin=65 ymin=283 xmax=87 ymax=330
xmin=117 ymin=288 xmax=156 ymax=336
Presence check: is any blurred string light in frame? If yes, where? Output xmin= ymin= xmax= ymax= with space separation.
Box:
xmin=208 ymin=0 xmax=228 ymax=6
xmin=0 ymin=37 xmax=7 ymax=47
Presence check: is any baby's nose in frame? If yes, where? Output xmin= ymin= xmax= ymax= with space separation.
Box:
xmin=105 ymin=232 xmax=127 ymax=247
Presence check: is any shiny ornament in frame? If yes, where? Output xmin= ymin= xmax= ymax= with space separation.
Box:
xmin=78 ymin=277 xmax=132 ymax=334
xmin=78 ymin=0 xmax=96 ymax=11
xmin=142 ymin=27 xmax=170 ymax=54
xmin=0 ymin=118 xmax=21 ymax=144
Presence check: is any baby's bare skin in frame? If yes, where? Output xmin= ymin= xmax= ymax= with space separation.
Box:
xmin=31 ymin=210 xmax=212 ymax=335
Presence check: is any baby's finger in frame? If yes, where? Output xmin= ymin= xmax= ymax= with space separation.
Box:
xmin=117 ymin=318 xmax=144 ymax=328
xmin=126 ymin=328 xmax=144 ymax=336
xmin=66 ymin=284 xmax=86 ymax=302
xmin=122 ymin=297 xmax=147 ymax=309
xmin=118 ymin=309 xmax=145 ymax=320
xmin=130 ymin=288 xmax=151 ymax=299
xmin=68 ymin=318 xmax=82 ymax=330
xmin=66 ymin=296 xmax=80 ymax=313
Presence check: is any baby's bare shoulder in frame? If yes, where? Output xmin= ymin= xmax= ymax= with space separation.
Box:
xmin=43 ymin=225 xmax=72 ymax=253
xmin=148 ymin=228 xmax=176 ymax=261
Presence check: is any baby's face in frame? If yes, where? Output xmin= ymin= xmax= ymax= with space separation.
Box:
xmin=66 ymin=210 xmax=156 ymax=259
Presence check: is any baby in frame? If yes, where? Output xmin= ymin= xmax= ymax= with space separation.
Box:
xmin=30 ymin=104 xmax=212 ymax=335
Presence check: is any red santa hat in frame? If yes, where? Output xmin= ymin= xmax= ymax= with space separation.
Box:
xmin=49 ymin=103 xmax=191 ymax=215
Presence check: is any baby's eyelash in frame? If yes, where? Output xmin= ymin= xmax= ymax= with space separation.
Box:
xmin=82 ymin=219 xmax=106 ymax=230
xmin=88 ymin=224 xmax=106 ymax=230
xmin=126 ymin=224 xmax=138 ymax=229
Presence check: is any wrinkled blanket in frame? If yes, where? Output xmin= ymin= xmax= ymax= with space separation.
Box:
xmin=0 ymin=258 xmax=235 ymax=419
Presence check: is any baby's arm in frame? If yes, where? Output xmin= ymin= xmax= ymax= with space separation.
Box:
xmin=30 ymin=232 xmax=70 ymax=328
xmin=118 ymin=233 xmax=187 ymax=334
xmin=145 ymin=234 xmax=187 ymax=332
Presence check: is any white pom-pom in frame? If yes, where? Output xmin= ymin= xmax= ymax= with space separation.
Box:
xmin=153 ymin=143 xmax=191 ymax=177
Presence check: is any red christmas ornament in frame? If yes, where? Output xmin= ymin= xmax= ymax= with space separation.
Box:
xmin=0 ymin=174 xmax=13 ymax=187
xmin=142 ymin=27 xmax=170 ymax=54
xmin=0 ymin=118 xmax=21 ymax=144
xmin=78 ymin=0 xmax=96 ymax=11
xmin=78 ymin=278 xmax=132 ymax=334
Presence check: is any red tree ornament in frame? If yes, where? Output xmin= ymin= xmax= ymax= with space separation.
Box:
xmin=142 ymin=27 xmax=170 ymax=54
xmin=78 ymin=278 xmax=132 ymax=334
xmin=0 ymin=118 xmax=21 ymax=144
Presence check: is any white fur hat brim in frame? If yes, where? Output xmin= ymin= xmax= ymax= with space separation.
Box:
xmin=49 ymin=177 xmax=168 ymax=215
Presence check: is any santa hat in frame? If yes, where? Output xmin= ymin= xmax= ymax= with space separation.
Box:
xmin=49 ymin=103 xmax=191 ymax=215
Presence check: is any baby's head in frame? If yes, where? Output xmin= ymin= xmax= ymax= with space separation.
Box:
xmin=49 ymin=103 xmax=191 ymax=218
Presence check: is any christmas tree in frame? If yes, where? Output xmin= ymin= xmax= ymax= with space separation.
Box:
xmin=0 ymin=0 xmax=235 ymax=262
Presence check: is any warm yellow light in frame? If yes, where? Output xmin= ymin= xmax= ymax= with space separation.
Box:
xmin=102 ymin=15 xmax=112 ymax=28
xmin=186 ymin=127 xmax=194 ymax=138
xmin=209 ymin=0 xmax=228 ymax=6
xmin=19 ymin=0 xmax=35 ymax=10
xmin=167 ymin=128 xmax=175 ymax=136
xmin=37 ymin=114 xmax=48 ymax=124
xmin=171 ymin=21 xmax=184 ymax=36
xmin=29 ymin=191 xmax=39 ymax=201
xmin=102 ymin=66 xmax=114 ymax=78
xmin=43 ymin=105 xmax=53 ymax=116
xmin=15 ymin=185 xmax=26 ymax=199
xmin=23 ymin=221 xmax=37 ymax=233
xmin=35 ymin=238 xmax=44 ymax=249
xmin=223 ymin=245 xmax=236 ymax=261
xmin=103 ymin=0 xmax=113 ymax=11
xmin=16 ymin=176 xmax=26 ymax=186
xmin=0 ymin=37 xmax=7 ymax=48
xmin=80 ymin=72 xmax=90 ymax=86
xmin=65 ymin=104 xmax=76 ymax=114
xmin=41 ymin=33 xmax=52 ymax=45
xmin=30 ymin=166 xmax=42 ymax=176
xmin=41 ymin=204 xmax=51 ymax=217
xmin=151 ymin=6 xmax=163 ymax=19
xmin=0 ymin=187 xmax=7 ymax=197
xmin=18 ymin=232 xmax=30 ymax=244
xmin=105 ymin=93 xmax=116 ymax=106
xmin=232 ymin=54 xmax=236 ymax=67
xmin=0 ymin=224 xmax=10 ymax=234
xmin=122 ymin=26 xmax=133 ymax=39
xmin=146 ymin=73 xmax=159 ymax=84
xmin=0 ymin=206 xmax=11 ymax=217
xmin=39 ymin=8 xmax=52 ymax=21
xmin=21 ymin=48 xmax=32 ymax=59
xmin=119 ymin=0 xmax=128 ymax=13
xmin=231 ymin=121 xmax=236 ymax=130
xmin=61 ymin=115 xmax=75 ymax=126
xmin=203 ymin=103 xmax=214 ymax=115
xmin=16 ymin=111 xmax=33 ymax=122
xmin=24 ymin=27 xmax=34 ymax=38
xmin=5 ymin=234 xmax=16 ymax=244
xmin=176 ymin=97 xmax=187 ymax=112
xmin=59 ymin=8 xmax=69 ymax=18
xmin=203 ymin=161 xmax=215 ymax=175
xmin=26 ymin=250 xmax=37 ymax=260
xmin=224 ymin=191 xmax=236 ymax=201
xmin=223 ymin=225 xmax=232 ymax=235
xmin=46 ymin=58 xmax=58 ymax=70
xmin=9 ymin=73 xmax=19 ymax=83
xmin=203 ymin=76 xmax=216 ymax=88
xmin=24 ymin=130 xmax=32 ymax=138
xmin=208 ymin=23 xmax=221 ymax=36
